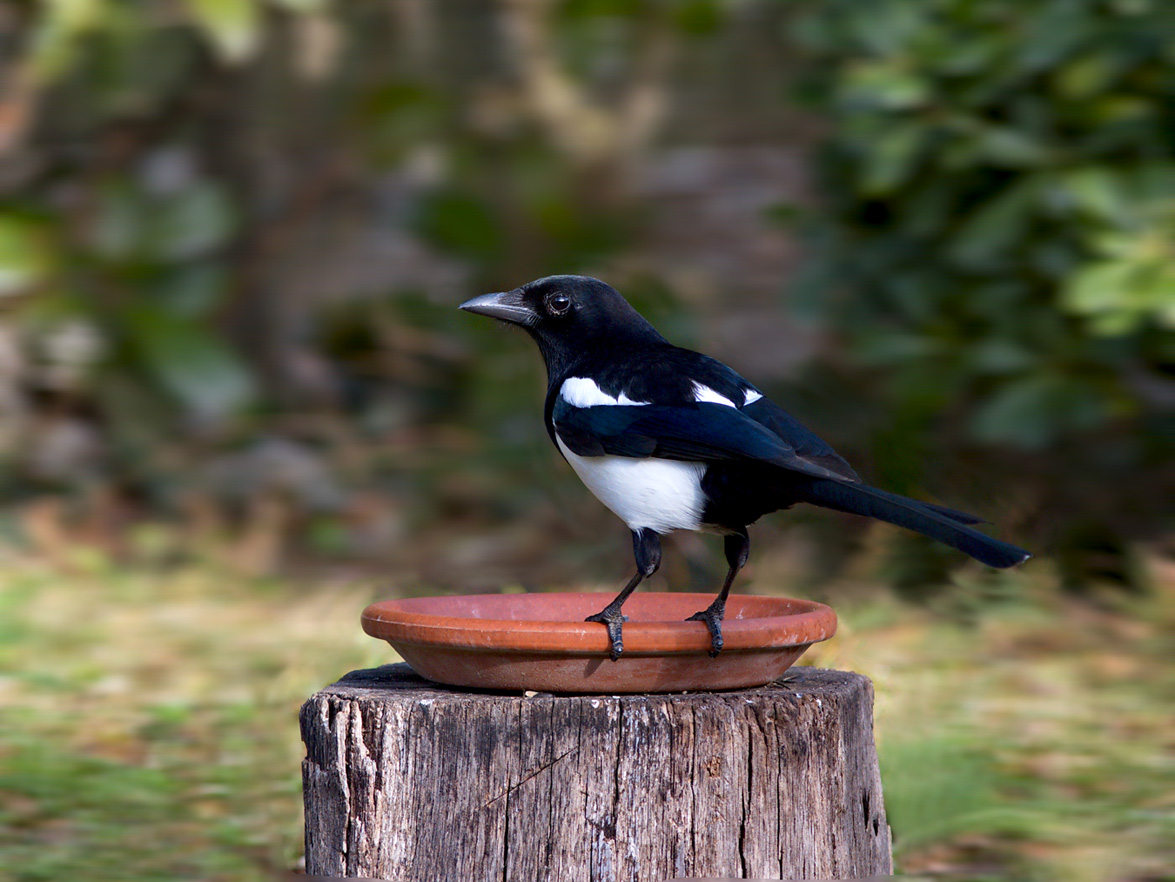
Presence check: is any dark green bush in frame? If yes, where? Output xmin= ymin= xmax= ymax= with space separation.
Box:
xmin=791 ymin=0 xmax=1174 ymax=590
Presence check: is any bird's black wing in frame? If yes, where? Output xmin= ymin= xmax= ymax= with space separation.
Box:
xmin=552 ymin=398 xmax=856 ymax=483
xmin=740 ymin=397 xmax=860 ymax=483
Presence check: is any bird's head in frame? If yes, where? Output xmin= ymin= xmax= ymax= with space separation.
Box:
xmin=459 ymin=275 xmax=664 ymax=378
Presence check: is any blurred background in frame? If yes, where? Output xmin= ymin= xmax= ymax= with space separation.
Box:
xmin=0 ymin=1 xmax=1170 ymax=880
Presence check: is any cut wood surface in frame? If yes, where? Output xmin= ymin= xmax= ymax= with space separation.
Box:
xmin=301 ymin=663 xmax=891 ymax=880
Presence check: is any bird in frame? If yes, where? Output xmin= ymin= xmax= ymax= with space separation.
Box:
xmin=459 ymin=275 xmax=1031 ymax=659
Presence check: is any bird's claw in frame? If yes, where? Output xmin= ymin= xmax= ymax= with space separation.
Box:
xmin=586 ymin=609 xmax=629 ymax=661
xmin=687 ymin=604 xmax=725 ymax=658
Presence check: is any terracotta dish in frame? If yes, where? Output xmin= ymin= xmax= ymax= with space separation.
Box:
xmin=361 ymin=592 xmax=836 ymax=694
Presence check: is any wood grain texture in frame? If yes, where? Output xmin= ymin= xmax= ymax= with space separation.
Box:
xmin=301 ymin=663 xmax=891 ymax=880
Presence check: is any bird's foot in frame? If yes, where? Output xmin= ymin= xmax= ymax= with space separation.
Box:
xmin=586 ymin=606 xmax=629 ymax=661
xmin=687 ymin=601 xmax=726 ymax=658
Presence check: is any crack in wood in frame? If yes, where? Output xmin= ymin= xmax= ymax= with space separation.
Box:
xmin=484 ymin=745 xmax=578 ymax=808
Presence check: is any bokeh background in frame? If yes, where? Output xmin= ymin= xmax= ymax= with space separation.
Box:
xmin=0 ymin=1 xmax=1171 ymax=880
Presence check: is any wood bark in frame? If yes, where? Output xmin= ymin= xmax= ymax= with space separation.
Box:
xmin=301 ymin=663 xmax=891 ymax=880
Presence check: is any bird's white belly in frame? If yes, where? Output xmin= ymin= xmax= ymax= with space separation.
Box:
xmin=556 ymin=436 xmax=707 ymax=534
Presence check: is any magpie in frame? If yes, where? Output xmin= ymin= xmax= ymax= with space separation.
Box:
xmin=459 ymin=275 xmax=1031 ymax=659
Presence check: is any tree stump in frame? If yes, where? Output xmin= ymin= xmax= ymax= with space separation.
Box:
xmin=301 ymin=663 xmax=892 ymax=880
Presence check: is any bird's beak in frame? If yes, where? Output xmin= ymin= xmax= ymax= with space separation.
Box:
xmin=458 ymin=290 xmax=535 ymax=326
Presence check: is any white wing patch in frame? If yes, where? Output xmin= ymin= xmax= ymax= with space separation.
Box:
xmin=743 ymin=389 xmax=763 ymax=406
xmin=691 ymin=381 xmax=738 ymax=409
xmin=556 ymin=436 xmax=706 ymax=534
xmin=561 ymin=376 xmax=648 ymax=408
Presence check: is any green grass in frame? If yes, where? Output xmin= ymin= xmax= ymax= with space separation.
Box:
xmin=0 ymin=549 xmax=1171 ymax=881
xmin=802 ymin=563 xmax=1175 ymax=881
xmin=0 ymin=557 xmax=388 ymax=881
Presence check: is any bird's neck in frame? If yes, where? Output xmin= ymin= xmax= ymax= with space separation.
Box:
xmin=534 ymin=328 xmax=666 ymax=392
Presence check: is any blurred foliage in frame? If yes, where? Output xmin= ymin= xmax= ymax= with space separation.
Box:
xmin=791 ymin=0 xmax=1174 ymax=591
xmin=0 ymin=0 xmax=1169 ymax=593
xmin=0 ymin=0 xmax=792 ymax=584
xmin=2 ymin=8 xmax=1173 ymax=879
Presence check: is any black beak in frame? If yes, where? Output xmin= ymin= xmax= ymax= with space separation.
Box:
xmin=458 ymin=290 xmax=535 ymax=326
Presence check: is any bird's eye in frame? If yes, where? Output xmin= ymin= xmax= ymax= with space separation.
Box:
xmin=545 ymin=292 xmax=571 ymax=315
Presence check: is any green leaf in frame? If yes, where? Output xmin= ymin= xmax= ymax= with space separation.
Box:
xmin=970 ymin=374 xmax=1106 ymax=449
xmin=151 ymin=264 xmax=230 ymax=317
xmin=1130 ymin=164 xmax=1175 ymax=202
xmin=1061 ymin=168 xmax=1131 ymax=224
xmin=413 ymin=191 xmax=502 ymax=263
xmin=948 ymin=177 xmax=1040 ymax=269
xmin=1064 ymin=261 xmax=1137 ymax=314
xmin=88 ymin=181 xmax=237 ymax=263
xmin=0 ymin=216 xmax=51 ymax=297
xmin=28 ymin=0 xmax=111 ymax=79
xmin=966 ymin=339 xmax=1040 ymax=375
xmin=1065 ymin=259 xmax=1175 ymax=335
xmin=1053 ymin=53 xmax=1118 ymax=99
xmin=972 ymin=126 xmax=1050 ymax=168
xmin=843 ymin=2 xmax=924 ymax=57
xmin=88 ymin=183 xmax=149 ymax=261
xmin=361 ymin=83 xmax=449 ymax=160
xmin=125 ymin=309 xmax=255 ymax=420
xmin=854 ymin=332 xmax=944 ymax=365
xmin=187 ymin=0 xmax=262 ymax=64
xmin=672 ymin=0 xmax=723 ymax=35
xmin=152 ymin=183 xmax=238 ymax=261
xmin=839 ymin=61 xmax=931 ymax=111
xmin=860 ymin=125 xmax=924 ymax=195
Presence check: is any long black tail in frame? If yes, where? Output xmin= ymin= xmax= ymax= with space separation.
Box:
xmin=800 ymin=479 xmax=1031 ymax=569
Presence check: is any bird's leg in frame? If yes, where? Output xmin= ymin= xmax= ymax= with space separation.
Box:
xmin=587 ymin=529 xmax=661 ymax=661
xmin=586 ymin=571 xmax=642 ymax=662
xmin=688 ymin=529 xmax=750 ymax=657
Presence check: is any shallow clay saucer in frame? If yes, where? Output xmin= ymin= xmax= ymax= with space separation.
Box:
xmin=361 ymin=592 xmax=836 ymax=694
